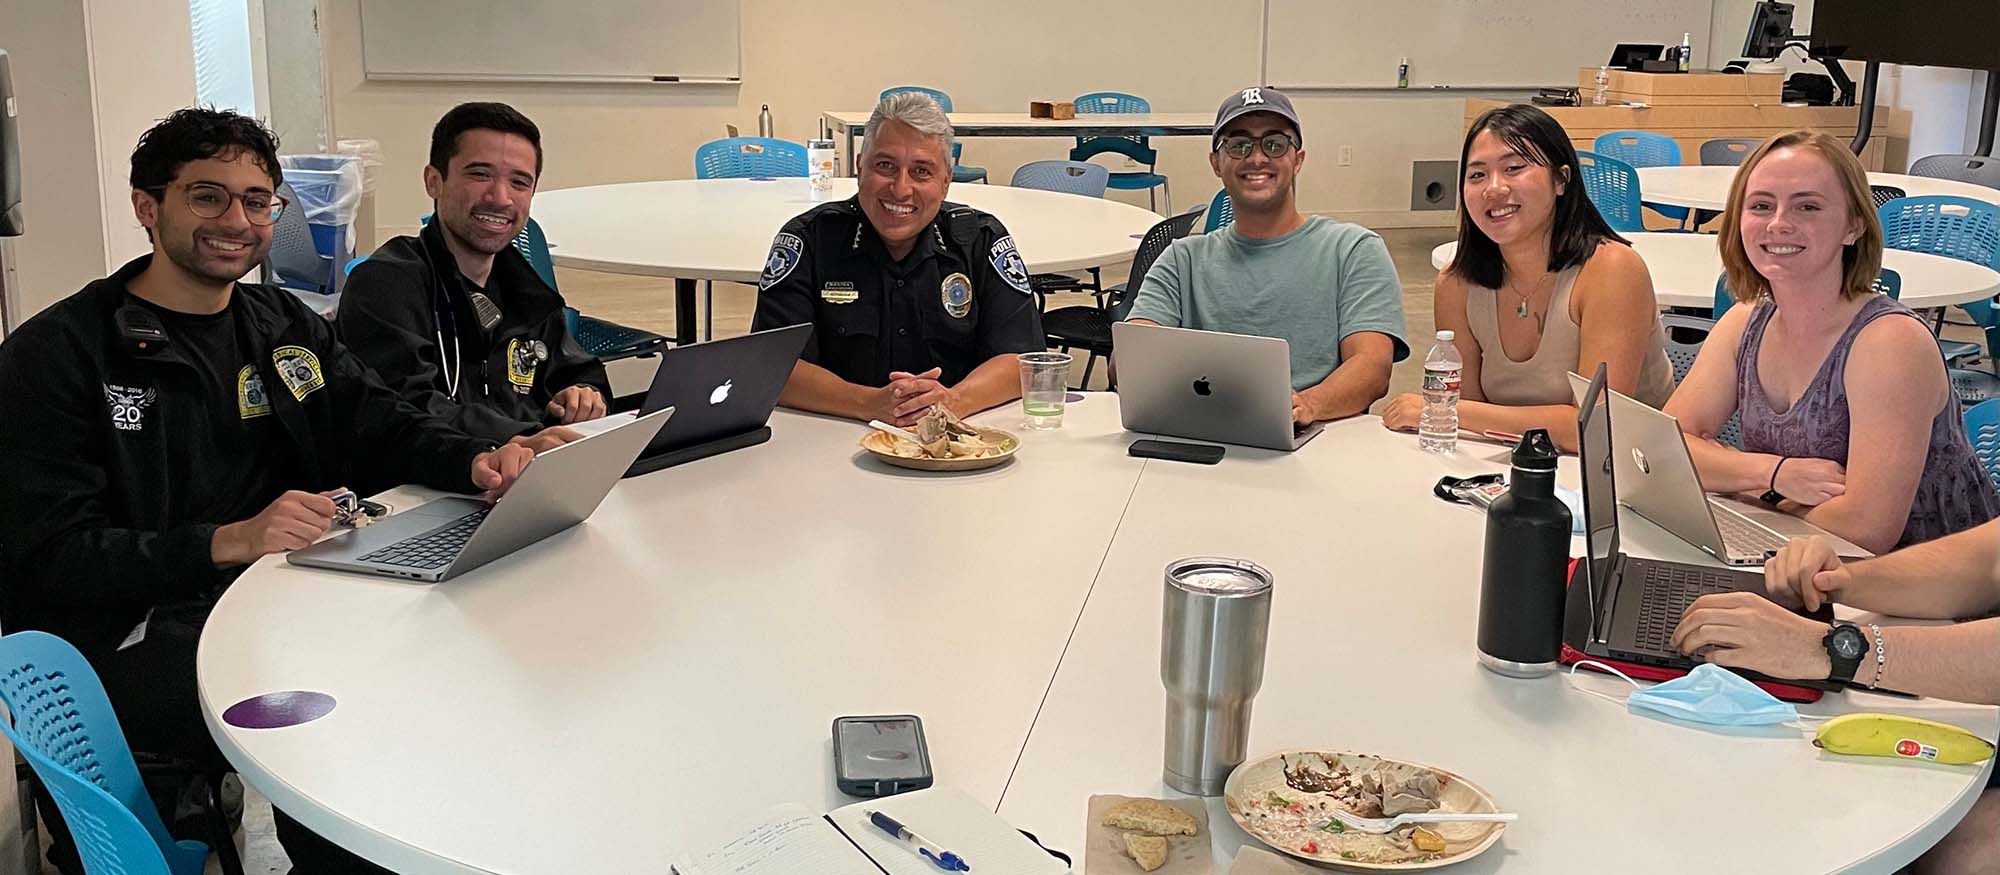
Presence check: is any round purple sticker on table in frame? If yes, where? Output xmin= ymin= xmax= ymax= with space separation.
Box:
xmin=1065 ymin=393 xmax=1085 ymax=403
xmin=223 ymin=691 xmax=337 ymax=729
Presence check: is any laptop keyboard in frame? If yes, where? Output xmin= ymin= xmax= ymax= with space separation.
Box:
xmin=358 ymin=508 xmax=490 ymax=570
xmin=1633 ymin=562 xmax=1743 ymax=655
xmin=1713 ymin=504 xmax=1789 ymax=557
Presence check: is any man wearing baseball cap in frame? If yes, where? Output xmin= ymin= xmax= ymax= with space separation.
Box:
xmin=1124 ymin=86 xmax=1408 ymax=425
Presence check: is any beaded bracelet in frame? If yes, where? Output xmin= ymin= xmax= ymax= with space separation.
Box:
xmin=1867 ymin=623 xmax=1887 ymax=688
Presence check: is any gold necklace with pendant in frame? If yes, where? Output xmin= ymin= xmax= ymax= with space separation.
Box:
xmin=1508 ymin=270 xmax=1557 ymax=319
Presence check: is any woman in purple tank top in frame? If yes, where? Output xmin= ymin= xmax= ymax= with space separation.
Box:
xmin=1664 ymin=131 xmax=1999 ymax=553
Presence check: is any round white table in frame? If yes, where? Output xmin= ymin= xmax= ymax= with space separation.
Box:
xmin=533 ymin=178 xmax=1164 ymax=344
xmin=198 ymin=399 xmax=1996 ymax=874
xmin=1431 ymin=233 xmax=2000 ymax=310
xmin=1636 ymin=166 xmax=2000 ymax=212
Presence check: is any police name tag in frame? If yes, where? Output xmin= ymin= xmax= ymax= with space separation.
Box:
xmin=821 ymin=281 xmax=858 ymax=304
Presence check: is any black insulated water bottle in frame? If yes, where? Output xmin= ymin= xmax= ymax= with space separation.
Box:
xmin=1476 ymin=429 xmax=1572 ymax=677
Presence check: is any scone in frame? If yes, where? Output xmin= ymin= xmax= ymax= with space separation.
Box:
xmin=1122 ymin=832 xmax=1169 ymax=872
xmin=1101 ymin=798 xmax=1199 ymax=836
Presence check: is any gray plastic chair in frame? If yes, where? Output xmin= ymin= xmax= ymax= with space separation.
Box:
xmin=1009 ymin=160 xmax=1110 ymax=198
xmin=1871 ymin=185 xmax=1906 ymax=209
xmin=1909 ymin=154 xmax=2000 ymax=191
xmin=1699 ymin=138 xmax=1761 ymax=167
xmin=1660 ymin=312 xmax=1743 ymax=448
xmin=264 ymin=182 xmax=332 ymax=297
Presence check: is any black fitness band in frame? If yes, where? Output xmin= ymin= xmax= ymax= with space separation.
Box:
xmin=1761 ymin=457 xmax=1789 ymax=504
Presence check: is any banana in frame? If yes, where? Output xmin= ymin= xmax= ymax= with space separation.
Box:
xmin=1813 ymin=713 xmax=1997 ymax=766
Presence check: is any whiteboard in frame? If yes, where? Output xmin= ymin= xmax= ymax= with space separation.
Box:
xmin=359 ymin=0 xmax=740 ymax=84
xmin=1264 ymin=0 xmax=1714 ymax=89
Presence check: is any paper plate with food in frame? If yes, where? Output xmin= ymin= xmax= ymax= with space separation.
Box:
xmin=860 ymin=406 xmax=1020 ymax=471
xmin=1224 ymin=750 xmax=1507 ymax=870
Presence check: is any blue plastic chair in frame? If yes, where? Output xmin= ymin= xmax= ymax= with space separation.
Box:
xmin=878 ymin=86 xmax=986 ymax=183
xmin=1713 ymin=268 xmax=1901 ymax=319
xmin=1594 ymin=131 xmax=1689 ymax=228
xmin=0 ymin=631 xmax=214 ymax=875
xmin=1009 ymin=160 xmax=1110 ymax=198
xmin=1576 ymin=151 xmax=1646 ymax=234
xmin=693 ymin=137 xmax=809 ymax=180
xmin=1878 ymin=196 xmax=2000 ymax=370
xmin=1072 ymin=92 xmax=1169 ymax=213
xmin=1202 ymin=189 xmax=1234 ymax=233
xmin=1966 ymin=400 xmax=2000 ymax=489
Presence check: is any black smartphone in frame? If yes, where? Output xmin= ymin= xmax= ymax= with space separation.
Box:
xmin=1128 ymin=439 xmax=1225 ymax=465
xmin=832 ymin=714 xmax=933 ymax=797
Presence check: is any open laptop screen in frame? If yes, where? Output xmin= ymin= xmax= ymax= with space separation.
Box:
xmin=1575 ymin=364 xmax=1620 ymax=640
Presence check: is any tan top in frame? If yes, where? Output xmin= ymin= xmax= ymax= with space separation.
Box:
xmin=1465 ymin=264 xmax=1676 ymax=408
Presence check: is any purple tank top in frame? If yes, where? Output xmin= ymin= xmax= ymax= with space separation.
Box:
xmin=1735 ymin=296 xmax=2000 ymax=548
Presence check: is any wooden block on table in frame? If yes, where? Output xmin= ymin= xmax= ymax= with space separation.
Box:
xmin=1030 ymin=101 xmax=1077 ymax=120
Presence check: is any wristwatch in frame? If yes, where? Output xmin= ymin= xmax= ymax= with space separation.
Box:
xmin=1822 ymin=622 xmax=1867 ymax=685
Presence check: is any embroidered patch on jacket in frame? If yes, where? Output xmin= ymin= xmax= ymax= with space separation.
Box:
xmin=760 ymin=232 xmax=805 ymax=290
xmin=271 ymin=346 xmax=326 ymax=401
xmin=104 ymin=384 xmax=156 ymax=432
xmin=236 ymin=365 xmax=271 ymax=419
xmin=989 ymin=235 xmax=1031 ymax=294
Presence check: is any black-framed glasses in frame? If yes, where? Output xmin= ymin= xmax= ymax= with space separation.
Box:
xmin=142 ymin=182 xmax=289 ymax=226
xmin=1215 ymin=133 xmax=1298 ymax=160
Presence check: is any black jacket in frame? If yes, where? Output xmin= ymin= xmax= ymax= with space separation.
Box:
xmin=337 ymin=221 xmax=610 ymax=443
xmin=0 ymin=256 xmax=496 ymax=655
xmin=749 ymin=197 xmax=1045 ymax=387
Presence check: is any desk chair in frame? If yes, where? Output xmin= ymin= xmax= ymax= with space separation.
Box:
xmin=1966 ymin=400 xmax=2000 ymax=490
xmin=1870 ymin=185 xmax=1906 ymax=209
xmin=1041 ymin=203 xmax=1207 ymax=389
xmin=1576 ymin=151 xmax=1646 ymax=234
xmin=1072 ymin=92 xmax=1170 ymax=213
xmin=0 ymin=631 xmax=239 ymax=875
xmin=1010 ymin=161 xmax=1112 ymax=302
xmin=1594 ymin=131 xmax=1688 ymax=228
xmin=1910 ymin=154 xmax=2000 ymax=191
xmin=265 ymin=181 xmax=333 ymax=297
xmin=878 ymin=87 xmax=986 ymax=183
xmin=1660 ymin=312 xmax=1742 ymax=447
xmin=693 ymin=137 xmax=809 ymax=180
xmin=1698 ymin=138 xmax=1760 ymax=167
xmin=1202 ymin=190 xmax=1234 ymax=233
xmin=1878 ymin=196 xmax=2000 ymax=373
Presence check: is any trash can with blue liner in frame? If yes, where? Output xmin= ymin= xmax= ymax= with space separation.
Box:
xmin=274 ymin=154 xmax=361 ymax=296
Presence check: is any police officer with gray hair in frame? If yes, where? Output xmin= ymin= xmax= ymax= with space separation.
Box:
xmin=752 ymin=92 xmax=1045 ymax=427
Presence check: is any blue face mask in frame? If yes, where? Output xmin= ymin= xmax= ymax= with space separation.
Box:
xmin=1575 ymin=662 xmax=1800 ymax=727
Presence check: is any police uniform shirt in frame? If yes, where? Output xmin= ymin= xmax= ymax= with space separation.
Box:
xmin=126 ymin=296 xmax=296 ymax=525
xmin=750 ymin=197 xmax=1045 ymax=387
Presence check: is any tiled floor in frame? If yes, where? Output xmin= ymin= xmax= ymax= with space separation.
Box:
xmin=42 ymin=225 xmax=1978 ymax=875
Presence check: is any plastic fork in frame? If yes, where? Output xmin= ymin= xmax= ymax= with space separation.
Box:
xmin=1324 ymin=809 xmax=1518 ymax=835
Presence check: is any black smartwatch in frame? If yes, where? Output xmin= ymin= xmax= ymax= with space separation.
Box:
xmin=1823 ymin=622 xmax=1867 ymax=685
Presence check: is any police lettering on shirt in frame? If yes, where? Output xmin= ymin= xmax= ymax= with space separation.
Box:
xmin=761 ymin=232 xmax=805 ymax=291
xmin=988 ymin=236 xmax=1032 ymax=295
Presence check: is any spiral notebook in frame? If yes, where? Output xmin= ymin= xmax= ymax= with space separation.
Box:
xmin=671 ymin=785 xmax=1069 ymax=875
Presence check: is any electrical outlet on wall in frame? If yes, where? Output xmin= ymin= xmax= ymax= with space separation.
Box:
xmin=1337 ymin=145 xmax=1354 ymax=166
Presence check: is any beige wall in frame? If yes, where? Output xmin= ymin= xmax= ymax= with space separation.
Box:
xmin=321 ymin=0 xmax=1487 ymax=243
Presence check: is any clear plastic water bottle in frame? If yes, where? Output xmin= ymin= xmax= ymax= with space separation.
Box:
xmin=1593 ymin=66 xmax=1610 ymax=105
xmin=1419 ymin=330 xmax=1461 ymax=454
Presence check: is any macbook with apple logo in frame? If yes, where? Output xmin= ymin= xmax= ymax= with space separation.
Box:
xmin=626 ymin=323 xmax=812 ymax=475
xmin=1110 ymin=321 xmax=1325 ymax=451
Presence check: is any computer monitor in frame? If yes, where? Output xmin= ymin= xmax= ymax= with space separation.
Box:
xmin=1741 ymin=1 xmax=1796 ymax=60
xmin=0 ymin=50 xmax=22 ymax=237
xmin=1607 ymin=44 xmax=1665 ymax=72
xmin=1810 ymin=0 xmax=2000 ymax=71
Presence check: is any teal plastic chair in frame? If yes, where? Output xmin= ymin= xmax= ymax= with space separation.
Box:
xmin=0 ymin=631 xmax=217 ymax=875
xmin=1072 ymin=92 xmax=1169 ymax=213
xmin=1202 ymin=190 xmax=1234 ymax=233
xmin=1966 ymin=399 xmax=2000 ymax=489
xmin=1713 ymin=268 xmax=1901 ymax=319
xmin=1576 ymin=151 xmax=1645 ymax=234
xmin=693 ymin=137 xmax=809 ymax=179
xmin=878 ymin=86 xmax=986 ymax=183
xmin=1594 ymin=131 xmax=1690 ymax=228
xmin=1878 ymin=196 xmax=2000 ymax=372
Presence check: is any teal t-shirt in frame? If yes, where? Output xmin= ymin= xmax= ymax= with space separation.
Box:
xmin=1125 ymin=216 xmax=1410 ymax=390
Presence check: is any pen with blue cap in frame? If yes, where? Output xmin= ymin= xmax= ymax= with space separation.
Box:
xmin=864 ymin=809 xmax=970 ymax=872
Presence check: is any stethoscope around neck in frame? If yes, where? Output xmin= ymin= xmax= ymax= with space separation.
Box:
xmin=416 ymin=222 xmax=474 ymax=398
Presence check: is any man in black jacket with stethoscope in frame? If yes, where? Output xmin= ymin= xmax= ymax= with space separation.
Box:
xmin=339 ymin=102 xmax=609 ymax=451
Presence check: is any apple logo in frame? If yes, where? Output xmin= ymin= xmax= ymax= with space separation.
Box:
xmin=1192 ymin=376 xmax=1212 ymax=397
xmin=709 ymin=379 xmax=733 ymax=406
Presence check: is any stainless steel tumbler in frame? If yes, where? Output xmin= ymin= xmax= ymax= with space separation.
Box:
xmin=1161 ymin=556 xmax=1274 ymax=796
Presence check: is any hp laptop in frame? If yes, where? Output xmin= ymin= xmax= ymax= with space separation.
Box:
xmin=1572 ymin=364 xmax=1834 ymax=674
xmin=1111 ymin=321 xmax=1325 ymax=451
xmin=627 ymin=324 xmax=811 ymax=474
xmin=288 ymin=408 xmax=671 ymax=583
xmin=1565 ymin=372 xmax=1870 ymax=566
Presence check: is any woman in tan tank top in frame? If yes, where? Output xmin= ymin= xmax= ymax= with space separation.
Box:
xmin=1381 ymin=104 xmax=1674 ymax=451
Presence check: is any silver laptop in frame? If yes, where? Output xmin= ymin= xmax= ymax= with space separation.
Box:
xmin=1112 ymin=321 xmax=1324 ymax=451
xmin=288 ymin=408 xmax=672 ymax=582
xmin=1565 ymin=373 xmax=1870 ymax=566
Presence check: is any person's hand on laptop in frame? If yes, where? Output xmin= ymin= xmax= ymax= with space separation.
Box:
xmin=546 ymin=385 xmax=607 ymax=424
xmin=1378 ymin=392 xmax=1422 ymax=432
xmin=1292 ymin=392 xmax=1317 ymax=427
xmin=510 ymin=426 xmax=583 ymax=455
xmin=1761 ymin=536 xmax=1849 ymax=612
xmin=472 ymin=443 xmax=539 ymax=501
xmin=210 ymin=490 xmax=340 ymax=567
xmin=1670 ymin=591 xmax=1831 ymax=680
